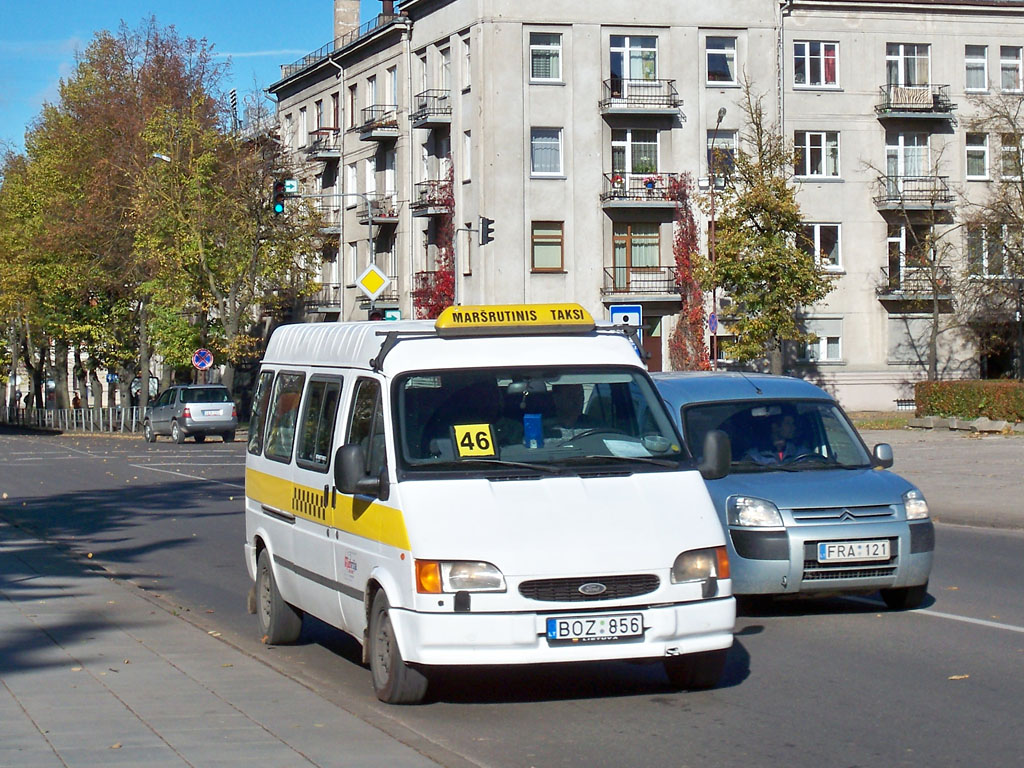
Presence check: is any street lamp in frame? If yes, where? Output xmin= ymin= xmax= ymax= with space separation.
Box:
xmin=709 ymin=106 xmax=727 ymax=371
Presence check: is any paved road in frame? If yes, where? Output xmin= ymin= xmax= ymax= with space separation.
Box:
xmin=1 ymin=427 xmax=1022 ymax=767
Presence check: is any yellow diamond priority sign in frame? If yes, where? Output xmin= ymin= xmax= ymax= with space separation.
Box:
xmin=356 ymin=264 xmax=391 ymax=301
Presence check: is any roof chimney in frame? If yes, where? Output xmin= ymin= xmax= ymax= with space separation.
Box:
xmin=382 ymin=1 xmax=395 ymax=15
xmin=335 ymin=0 xmax=360 ymax=43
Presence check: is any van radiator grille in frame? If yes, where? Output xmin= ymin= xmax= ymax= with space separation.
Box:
xmin=792 ymin=505 xmax=895 ymax=523
xmin=519 ymin=574 xmax=660 ymax=602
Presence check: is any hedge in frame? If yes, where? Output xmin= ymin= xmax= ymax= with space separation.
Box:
xmin=915 ymin=380 xmax=1024 ymax=422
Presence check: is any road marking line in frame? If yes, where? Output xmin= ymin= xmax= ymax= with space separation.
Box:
xmin=846 ymin=596 xmax=1024 ymax=634
xmin=128 ymin=464 xmax=244 ymax=489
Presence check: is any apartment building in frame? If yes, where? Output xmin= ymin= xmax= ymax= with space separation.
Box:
xmin=268 ymin=0 xmax=1024 ymax=410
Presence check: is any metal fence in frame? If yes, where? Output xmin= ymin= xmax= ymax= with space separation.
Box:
xmin=1 ymin=406 xmax=150 ymax=433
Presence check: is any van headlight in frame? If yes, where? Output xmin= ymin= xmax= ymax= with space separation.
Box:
xmin=903 ymin=489 xmax=930 ymax=520
xmin=671 ymin=547 xmax=730 ymax=583
xmin=727 ymin=496 xmax=784 ymax=527
xmin=415 ymin=560 xmax=507 ymax=593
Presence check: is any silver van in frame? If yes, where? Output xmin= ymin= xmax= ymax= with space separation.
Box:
xmin=144 ymin=384 xmax=238 ymax=443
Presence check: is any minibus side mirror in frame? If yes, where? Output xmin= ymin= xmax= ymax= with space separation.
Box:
xmin=872 ymin=443 xmax=894 ymax=469
xmin=334 ymin=444 xmax=385 ymax=498
xmin=698 ymin=430 xmax=731 ymax=481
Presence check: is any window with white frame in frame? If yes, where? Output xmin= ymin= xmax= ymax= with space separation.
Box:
xmin=966 ymin=45 xmax=988 ymax=92
xmin=799 ymin=223 xmax=841 ymax=269
xmin=799 ymin=318 xmax=842 ymax=362
xmin=706 ymin=36 xmax=736 ymax=84
xmin=283 ymin=113 xmax=293 ymax=150
xmin=1001 ymin=133 xmax=1022 ymax=179
xmin=611 ymin=35 xmax=657 ymax=83
xmin=530 ymin=128 xmax=563 ymax=176
xmin=463 ymin=131 xmax=471 ymax=182
xmin=298 ymin=107 xmax=308 ymax=146
xmin=418 ymin=53 xmax=428 ymax=92
xmin=347 ymin=242 xmax=359 ymax=282
xmin=967 ymin=224 xmax=1019 ymax=277
xmin=612 ymin=128 xmax=659 ymax=175
xmin=387 ymin=67 xmax=398 ymax=105
xmin=347 ymin=85 xmax=357 ymax=128
xmin=440 ymin=47 xmax=452 ymax=91
xmin=461 ymin=35 xmax=471 ymax=89
xmin=794 ymin=41 xmax=838 ymax=87
xmin=530 ymin=32 xmax=562 ymax=81
xmin=366 ymin=75 xmax=377 ymax=109
xmin=966 ymin=133 xmax=989 ymax=179
xmin=886 ymin=43 xmax=930 ymax=87
xmin=1001 ymin=46 xmax=1023 ymax=92
xmin=794 ymin=131 xmax=840 ymax=177
xmin=365 ymin=157 xmax=376 ymax=195
xmin=314 ymin=99 xmax=323 ymax=130
xmin=706 ymin=129 xmax=737 ymax=179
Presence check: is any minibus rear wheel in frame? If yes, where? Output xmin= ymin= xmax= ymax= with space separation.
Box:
xmin=369 ymin=591 xmax=428 ymax=704
xmin=256 ymin=549 xmax=302 ymax=644
xmin=663 ymin=647 xmax=729 ymax=690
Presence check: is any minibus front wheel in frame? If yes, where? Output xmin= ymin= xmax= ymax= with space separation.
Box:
xmin=368 ymin=591 xmax=428 ymax=704
xmin=255 ymin=549 xmax=302 ymax=644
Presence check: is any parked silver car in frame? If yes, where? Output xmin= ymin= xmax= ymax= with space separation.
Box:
xmin=144 ymin=384 xmax=238 ymax=443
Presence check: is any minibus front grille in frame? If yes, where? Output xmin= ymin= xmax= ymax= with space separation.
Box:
xmin=519 ymin=574 xmax=660 ymax=602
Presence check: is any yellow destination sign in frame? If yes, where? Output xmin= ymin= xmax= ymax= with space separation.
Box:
xmin=452 ymin=424 xmax=497 ymax=458
xmin=435 ymin=303 xmax=595 ymax=337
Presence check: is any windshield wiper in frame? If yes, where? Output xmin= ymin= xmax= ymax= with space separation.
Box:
xmin=425 ymin=459 xmax=562 ymax=474
xmin=559 ymin=454 xmax=681 ymax=469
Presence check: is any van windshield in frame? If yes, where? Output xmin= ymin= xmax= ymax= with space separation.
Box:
xmin=395 ymin=367 xmax=687 ymax=473
xmin=682 ymin=399 xmax=871 ymax=471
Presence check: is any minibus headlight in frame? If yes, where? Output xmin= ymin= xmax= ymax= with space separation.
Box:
xmin=903 ymin=489 xmax=930 ymax=520
xmin=415 ymin=560 xmax=506 ymax=593
xmin=672 ymin=547 xmax=730 ymax=583
xmin=727 ymin=496 xmax=783 ymax=528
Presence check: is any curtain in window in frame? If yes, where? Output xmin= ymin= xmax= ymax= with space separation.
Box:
xmin=531 ymin=130 xmax=561 ymax=174
xmin=630 ymin=223 xmax=660 ymax=267
xmin=631 ymin=131 xmax=658 ymax=173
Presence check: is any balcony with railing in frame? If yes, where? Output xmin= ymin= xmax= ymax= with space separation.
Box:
xmin=876 ymin=265 xmax=953 ymax=301
xmin=600 ymin=172 xmax=681 ymax=209
xmin=356 ymin=193 xmax=400 ymax=224
xmin=599 ymin=78 xmax=682 ymax=115
xmin=305 ymin=282 xmax=343 ymax=312
xmin=306 ymin=129 xmax=342 ymax=159
xmin=875 ymin=84 xmax=956 ymax=119
xmin=874 ymin=175 xmax=954 ymax=210
xmin=318 ymin=203 xmax=341 ymax=234
xmin=279 ymin=14 xmax=403 ymax=81
xmin=410 ymin=180 xmax=451 ymax=217
xmin=357 ymin=105 xmax=399 ymax=141
xmin=410 ymin=90 xmax=452 ymax=129
xmin=601 ymin=266 xmax=680 ymax=298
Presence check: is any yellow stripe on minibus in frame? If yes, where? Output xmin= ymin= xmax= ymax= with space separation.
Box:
xmin=246 ymin=467 xmax=410 ymax=550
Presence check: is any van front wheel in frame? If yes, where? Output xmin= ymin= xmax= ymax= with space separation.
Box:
xmin=663 ymin=647 xmax=730 ymax=690
xmin=255 ymin=549 xmax=302 ymax=644
xmin=368 ymin=591 xmax=428 ymax=704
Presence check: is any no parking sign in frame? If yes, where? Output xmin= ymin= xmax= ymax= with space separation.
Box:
xmin=192 ymin=348 xmax=214 ymax=371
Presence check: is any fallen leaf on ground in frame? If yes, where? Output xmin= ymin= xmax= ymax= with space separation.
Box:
xmin=948 ymin=674 xmax=969 ymax=680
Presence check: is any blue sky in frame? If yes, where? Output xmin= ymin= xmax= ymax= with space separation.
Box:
xmin=0 ymin=0 xmax=377 ymax=151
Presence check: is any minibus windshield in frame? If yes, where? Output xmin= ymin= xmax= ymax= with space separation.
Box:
xmin=395 ymin=367 xmax=688 ymax=472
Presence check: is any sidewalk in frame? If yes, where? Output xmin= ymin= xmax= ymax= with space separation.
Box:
xmin=0 ymin=520 xmax=439 ymax=768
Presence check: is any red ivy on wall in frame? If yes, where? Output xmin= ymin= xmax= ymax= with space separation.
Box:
xmin=412 ymin=161 xmax=456 ymax=318
xmin=666 ymin=173 xmax=711 ymax=371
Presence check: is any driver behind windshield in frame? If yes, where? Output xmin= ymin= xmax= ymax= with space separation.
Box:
xmin=746 ymin=408 xmax=810 ymax=465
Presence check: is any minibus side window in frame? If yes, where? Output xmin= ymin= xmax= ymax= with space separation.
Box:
xmin=247 ymin=371 xmax=276 ymax=456
xmin=264 ymin=372 xmax=306 ymax=463
xmin=296 ymin=378 xmax=342 ymax=471
xmin=347 ymin=378 xmax=386 ymax=477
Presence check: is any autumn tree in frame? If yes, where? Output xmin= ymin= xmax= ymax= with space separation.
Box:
xmin=667 ymin=173 xmax=710 ymax=370
xmin=696 ymin=82 xmax=836 ymax=374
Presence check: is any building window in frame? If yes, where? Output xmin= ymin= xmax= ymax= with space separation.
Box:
xmin=331 ymin=93 xmax=340 ymax=129
xmin=314 ymin=99 xmax=323 ymax=130
xmin=347 ymin=85 xmax=357 ymax=128
xmin=794 ymin=131 xmax=840 ymax=177
xmin=283 ymin=113 xmax=293 ymax=150
xmin=799 ymin=319 xmax=842 ymax=362
xmin=886 ymin=130 xmax=929 ymax=180
xmin=706 ymin=37 xmax=737 ymax=84
xmin=461 ymin=36 xmax=471 ymax=90
xmin=1001 ymin=46 xmax=1023 ymax=92
xmin=613 ymin=222 xmax=660 ymax=274
xmin=365 ymin=157 xmax=377 ymax=194
xmin=799 ymin=223 xmax=841 ymax=269
xmin=463 ymin=131 xmax=471 ymax=182
xmin=531 ymin=222 xmax=564 ymax=271
xmin=530 ymin=32 xmax=562 ymax=81
xmin=967 ymin=226 xmax=1005 ymax=277
xmin=886 ymin=43 xmax=930 ymax=87
xmin=966 ymin=133 xmax=989 ymax=179
xmin=367 ymin=75 xmax=377 ymax=107
xmin=707 ymin=129 xmax=737 ymax=179
xmin=612 ymin=128 xmax=659 ymax=174
xmin=530 ymin=128 xmax=563 ymax=176
xmin=794 ymin=41 xmax=838 ymax=87
xmin=1001 ymin=133 xmax=1022 ymax=179
xmin=966 ymin=45 xmax=988 ymax=92
xmin=611 ymin=35 xmax=657 ymax=83
xmin=440 ymin=47 xmax=452 ymax=91
xmin=298 ymin=106 xmax=308 ymax=146
xmin=345 ymin=163 xmax=357 ymax=200
xmin=387 ymin=67 xmax=398 ymax=105
xmin=347 ymin=242 xmax=358 ymax=282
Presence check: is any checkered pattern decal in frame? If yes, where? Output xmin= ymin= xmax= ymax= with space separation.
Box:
xmin=292 ymin=486 xmax=328 ymax=522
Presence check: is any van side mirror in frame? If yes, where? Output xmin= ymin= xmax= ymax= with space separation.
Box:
xmin=698 ymin=429 xmax=731 ymax=480
xmin=334 ymin=444 xmax=387 ymax=498
xmin=872 ymin=443 xmax=894 ymax=469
